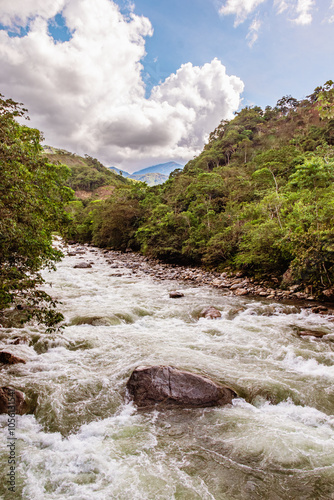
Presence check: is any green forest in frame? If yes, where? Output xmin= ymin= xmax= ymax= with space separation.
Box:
xmin=1 ymin=82 xmax=334 ymax=328
xmin=67 ymin=81 xmax=334 ymax=299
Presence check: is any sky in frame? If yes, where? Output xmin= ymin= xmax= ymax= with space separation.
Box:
xmin=0 ymin=0 xmax=333 ymax=172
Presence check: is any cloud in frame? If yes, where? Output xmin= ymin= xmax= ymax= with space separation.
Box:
xmin=219 ymin=0 xmax=317 ymax=45
xmin=0 ymin=0 xmax=244 ymax=171
xmin=274 ymin=0 xmax=290 ymax=14
xmin=246 ymin=18 xmax=262 ymax=46
xmin=219 ymin=0 xmax=267 ymax=25
xmin=0 ymin=0 xmax=67 ymax=27
xmin=292 ymin=0 xmax=315 ymax=25
xmin=328 ymin=0 xmax=334 ymax=22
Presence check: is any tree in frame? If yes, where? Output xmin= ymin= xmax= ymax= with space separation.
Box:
xmin=315 ymin=80 xmax=334 ymax=120
xmin=0 ymin=94 xmax=73 ymax=329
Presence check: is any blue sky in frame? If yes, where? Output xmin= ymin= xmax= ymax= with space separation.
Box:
xmin=122 ymin=0 xmax=334 ymax=107
xmin=0 ymin=0 xmax=333 ymax=171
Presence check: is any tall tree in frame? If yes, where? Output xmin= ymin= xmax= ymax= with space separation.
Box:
xmin=0 ymin=94 xmax=73 ymax=328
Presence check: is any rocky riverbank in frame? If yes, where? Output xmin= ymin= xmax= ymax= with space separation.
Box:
xmin=68 ymin=243 xmax=334 ymax=314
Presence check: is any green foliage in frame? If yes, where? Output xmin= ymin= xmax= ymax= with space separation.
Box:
xmin=0 ymin=94 xmax=73 ymax=328
xmin=44 ymin=150 xmax=129 ymax=192
xmin=69 ymin=81 xmax=334 ymax=296
xmin=91 ymin=187 xmax=143 ymax=250
xmin=316 ymin=80 xmax=334 ymax=120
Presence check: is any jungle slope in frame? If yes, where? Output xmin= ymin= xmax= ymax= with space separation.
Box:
xmin=67 ymin=82 xmax=334 ymax=300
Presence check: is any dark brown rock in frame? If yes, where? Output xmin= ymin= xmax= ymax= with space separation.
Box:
xmin=127 ymin=365 xmax=236 ymax=408
xmin=169 ymin=291 xmax=184 ymax=298
xmin=298 ymin=330 xmax=327 ymax=338
xmin=0 ymin=387 xmax=28 ymax=415
xmin=200 ymin=306 xmax=221 ymax=319
xmin=282 ymin=268 xmax=293 ymax=285
xmin=0 ymin=351 xmax=26 ymax=364
xmin=312 ymin=306 xmax=328 ymax=314
xmin=73 ymin=262 xmax=92 ymax=269
xmin=9 ymin=336 xmax=29 ymax=345
xmin=322 ymin=288 xmax=334 ymax=300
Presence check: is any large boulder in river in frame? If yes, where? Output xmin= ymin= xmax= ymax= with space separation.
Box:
xmin=126 ymin=365 xmax=236 ymax=408
xmin=200 ymin=306 xmax=221 ymax=319
xmin=73 ymin=262 xmax=92 ymax=269
xmin=169 ymin=291 xmax=184 ymax=298
xmin=0 ymin=387 xmax=28 ymax=415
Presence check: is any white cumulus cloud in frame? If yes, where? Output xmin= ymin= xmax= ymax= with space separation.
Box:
xmin=0 ymin=0 xmax=244 ymax=171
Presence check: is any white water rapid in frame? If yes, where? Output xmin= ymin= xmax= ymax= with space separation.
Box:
xmin=1 ymin=241 xmax=334 ymax=499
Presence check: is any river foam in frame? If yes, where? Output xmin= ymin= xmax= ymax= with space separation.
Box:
xmin=1 ymin=242 xmax=334 ymax=499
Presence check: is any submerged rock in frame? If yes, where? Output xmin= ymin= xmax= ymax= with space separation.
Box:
xmin=0 ymin=387 xmax=28 ymax=415
xmin=9 ymin=336 xmax=29 ymax=345
xmin=0 ymin=351 xmax=26 ymax=364
xmin=127 ymin=365 xmax=236 ymax=408
xmin=169 ymin=291 xmax=184 ymax=298
xmin=200 ymin=306 xmax=222 ymax=319
xmin=298 ymin=330 xmax=327 ymax=338
xmin=73 ymin=262 xmax=92 ymax=269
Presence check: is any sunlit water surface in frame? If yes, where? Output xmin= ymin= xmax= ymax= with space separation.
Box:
xmin=1 ymin=245 xmax=334 ymax=499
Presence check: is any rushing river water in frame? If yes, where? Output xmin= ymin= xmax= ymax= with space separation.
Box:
xmin=1 ymin=242 xmax=334 ymax=500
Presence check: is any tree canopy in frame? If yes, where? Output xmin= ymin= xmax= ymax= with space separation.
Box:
xmin=0 ymin=94 xmax=73 ymax=328
xmin=66 ymin=82 xmax=334 ymax=298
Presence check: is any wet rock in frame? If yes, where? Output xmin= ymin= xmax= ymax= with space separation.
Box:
xmin=234 ymin=288 xmax=249 ymax=296
xmin=282 ymin=267 xmax=293 ymax=285
xmin=73 ymin=262 xmax=92 ymax=269
xmin=211 ymin=279 xmax=223 ymax=287
xmin=9 ymin=336 xmax=29 ymax=345
xmin=0 ymin=351 xmax=26 ymax=364
xmin=200 ymin=307 xmax=222 ymax=319
xmin=127 ymin=365 xmax=236 ymax=408
xmin=0 ymin=387 xmax=28 ymax=415
xmin=294 ymin=292 xmax=308 ymax=299
xmin=322 ymin=288 xmax=334 ymax=300
xmin=312 ymin=306 xmax=328 ymax=314
xmin=169 ymin=291 xmax=184 ymax=298
xmin=297 ymin=330 xmax=327 ymax=338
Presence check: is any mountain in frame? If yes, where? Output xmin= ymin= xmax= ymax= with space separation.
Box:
xmin=130 ymin=172 xmax=168 ymax=186
xmin=107 ymin=166 xmax=131 ymax=177
xmin=108 ymin=161 xmax=184 ymax=186
xmin=131 ymin=161 xmax=183 ymax=177
xmin=43 ymin=147 xmax=130 ymax=199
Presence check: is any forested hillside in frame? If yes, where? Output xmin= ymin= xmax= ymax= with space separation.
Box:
xmin=44 ymin=146 xmax=130 ymax=197
xmin=69 ymin=81 xmax=334 ymax=298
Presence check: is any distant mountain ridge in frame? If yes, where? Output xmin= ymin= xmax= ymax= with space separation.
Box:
xmin=132 ymin=161 xmax=183 ymax=176
xmin=107 ymin=166 xmax=131 ymax=177
xmin=108 ymin=161 xmax=184 ymax=186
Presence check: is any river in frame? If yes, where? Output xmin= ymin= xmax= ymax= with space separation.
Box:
xmin=1 ymin=241 xmax=334 ymax=499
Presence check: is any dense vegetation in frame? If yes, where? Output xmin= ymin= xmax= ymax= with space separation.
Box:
xmin=44 ymin=147 xmax=130 ymax=193
xmin=69 ymin=81 xmax=334 ymax=298
xmin=0 ymin=96 xmax=73 ymax=328
xmin=1 ymin=81 xmax=333 ymax=323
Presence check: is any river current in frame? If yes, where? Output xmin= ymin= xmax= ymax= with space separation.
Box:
xmin=1 ymin=241 xmax=334 ymax=499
